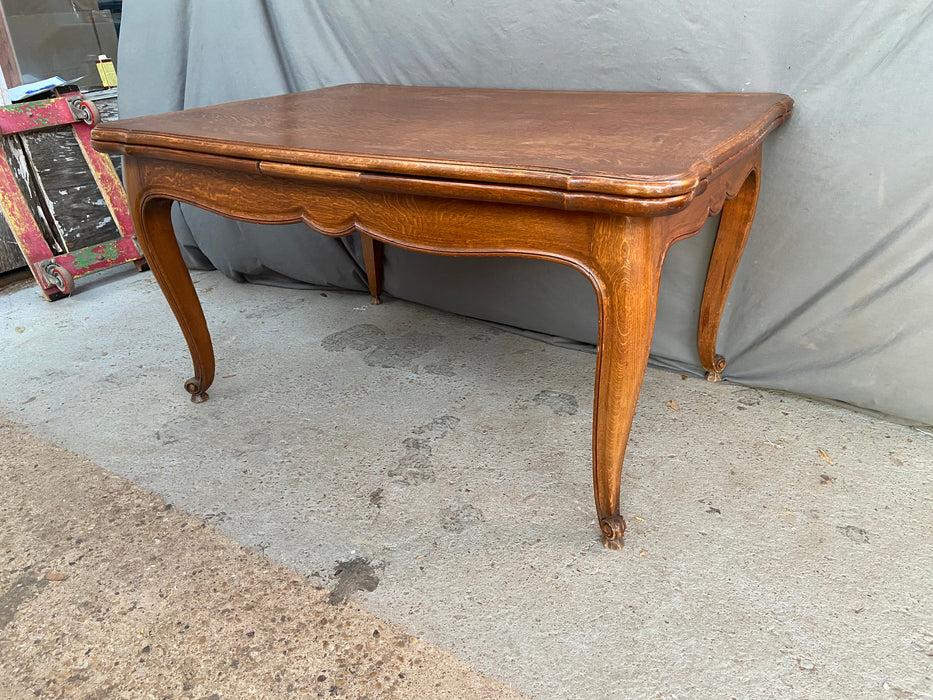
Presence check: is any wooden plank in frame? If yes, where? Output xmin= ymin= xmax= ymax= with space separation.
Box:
xmin=0 ymin=206 xmax=25 ymax=270
xmin=0 ymin=133 xmax=62 ymax=251
xmin=0 ymin=8 xmax=29 ymax=271
xmin=0 ymin=5 xmax=22 ymax=90
xmin=20 ymin=117 xmax=121 ymax=249
xmin=92 ymin=93 xmax=123 ymax=179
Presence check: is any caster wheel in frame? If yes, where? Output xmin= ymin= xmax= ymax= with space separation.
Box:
xmin=75 ymin=100 xmax=100 ymax=126
xmin=42 ymin=262 xmax=74 ymax=297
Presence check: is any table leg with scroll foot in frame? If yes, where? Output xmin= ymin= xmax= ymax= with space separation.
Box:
xmin=126 ymin=159 xmax=215 ymax=403
xmin=589 ymin=218 xmax=663 ymax=549
xmin=697 ymin=149 xmax=762 ymax=382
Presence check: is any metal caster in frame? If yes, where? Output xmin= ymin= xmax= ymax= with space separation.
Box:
xmin=69 ymin=98 xmax=100 ymax=126
xmin=41 ymin=262 xmax=74 ymax=299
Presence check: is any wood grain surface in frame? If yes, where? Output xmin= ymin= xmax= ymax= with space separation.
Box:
xmin=93 ymin=84 xmax=792 ymax=201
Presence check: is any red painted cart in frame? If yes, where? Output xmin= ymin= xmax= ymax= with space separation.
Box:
xmin=0 ymin=85 xmax=144 ymax=300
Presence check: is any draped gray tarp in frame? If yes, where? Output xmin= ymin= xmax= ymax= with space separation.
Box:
xmin=117 ymin=0 xmax=933 ymax=425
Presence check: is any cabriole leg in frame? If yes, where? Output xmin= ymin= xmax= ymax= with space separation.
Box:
xmin=589 ymin=217 xmax=663 ymax=549
xmin=125 ymin=158 xmax=215 ymax=403
xmin=697 ymin=155 xmax=761 ymax=382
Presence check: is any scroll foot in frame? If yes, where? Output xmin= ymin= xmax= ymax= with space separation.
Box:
xmin=185 ymin=378 xmax=209 ymax=403
xmin=599 ymin=515 xmax=626 ymax=550
xmin=705 ymin=354 xmax=726 ymax=383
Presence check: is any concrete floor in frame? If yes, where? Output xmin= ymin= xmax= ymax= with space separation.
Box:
xmin=1 ymin=265 xmax=931 ymax=698
xmin=0 ymin=413 xmax=525 ymax=699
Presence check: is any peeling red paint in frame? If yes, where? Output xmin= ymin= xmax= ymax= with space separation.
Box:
xmin=71 ymin=122 xmax=136 ymax=238
xmin=0 ymin=93 xmax=144 ymax=300
xmin=0 ymin=99 xmax=75 ymax=135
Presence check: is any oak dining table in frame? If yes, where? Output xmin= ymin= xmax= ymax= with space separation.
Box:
xmin=91 ymin=83 xmax=793 ymax=547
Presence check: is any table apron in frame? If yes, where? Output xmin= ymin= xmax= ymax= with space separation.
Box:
xmin=123 ymin=149 xmax=760 ymax=276
xmin=126 ymin=154 xmax=608 ymax=270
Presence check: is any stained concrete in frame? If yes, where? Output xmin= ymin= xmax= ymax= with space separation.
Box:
xmin=1 ymin=266 xmax=931 ymax=698
xmin=0 ymin=416 xmax=525 ymax=698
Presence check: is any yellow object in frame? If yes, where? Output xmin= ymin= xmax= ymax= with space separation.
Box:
xmin=96 ymin=55 xmax=118 ymax=88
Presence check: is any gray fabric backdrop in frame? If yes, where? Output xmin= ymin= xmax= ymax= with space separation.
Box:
xmin=118 ymin=0 xmax=933 ymax=425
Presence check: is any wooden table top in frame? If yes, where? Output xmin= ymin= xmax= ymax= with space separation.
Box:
xmin=93 ymin=84 xmax=793 ymax=201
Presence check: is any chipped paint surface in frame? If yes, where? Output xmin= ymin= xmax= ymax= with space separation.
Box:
xmin=71 ymin=240 xmax=121 ymax=271
xmin=0 ymin=98 xmax=74 ymax=136
xmin=60 ymin=236 xmax=142 ymax=278
xmin=0 ymin=93 xmax=144 ymax=296
xmin=72 ymin=120 xmax=136 ymax=239
xmin=0 ymin=147 xmax=49 ymax=261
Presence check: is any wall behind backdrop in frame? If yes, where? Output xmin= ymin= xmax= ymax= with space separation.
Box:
xmin=118 ymin=0 xmax=933 ymax=425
